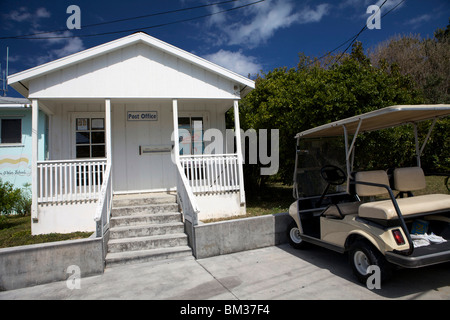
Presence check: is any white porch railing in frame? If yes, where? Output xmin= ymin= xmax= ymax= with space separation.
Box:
xmin=179 ymin=154 xmax=240 ymax=194
xmin=94 ymin=164 xmax=112 ymax=237
xmin=37 ymin=159 xmax=107 ymax=203
xmin=176 ymin=162 xmax=200 ymax=226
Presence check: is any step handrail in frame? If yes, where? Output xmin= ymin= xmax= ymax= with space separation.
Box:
xmin=176 ymin=162 xmax=200 ymax=226
xmin=94 ymin=164 xmax=112 ymax=237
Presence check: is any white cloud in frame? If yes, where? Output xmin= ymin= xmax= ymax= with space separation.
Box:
xmin=297 ymin=4 xmax=330 ymax=24
xmin=207 ymin=0 xmax=330 ymax=48
xmin=203 ymin=49 xmax=262 ymax=76
xmin=2 ymin=7 xmax=85 ymax=66
xmin=4 ymin=7 xmax=51 ymax=23
xmin=405 ymin=14 xmax=432 ymax=26
xmin=6 ymin=7 xmax=32 ymax=22
xmin=52 ymin=37 xmax=85 ymax=58
xmin=35 ymin=8 xmax=51 ymax=19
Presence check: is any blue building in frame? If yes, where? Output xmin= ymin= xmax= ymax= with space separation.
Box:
xmin=0 ymin=96 xmax=47 ymax=190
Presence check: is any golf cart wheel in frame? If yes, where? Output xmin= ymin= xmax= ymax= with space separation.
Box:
xmin=349 ymin=240 xmax=392 ymax=284
xmin=287 ymin=220 xmax=307 ymax=249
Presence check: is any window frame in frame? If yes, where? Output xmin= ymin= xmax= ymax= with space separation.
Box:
xmin=71 ymin=112 xmax=106 ymax=159
xmin=178 ymin=112 xmax=209 ymax=155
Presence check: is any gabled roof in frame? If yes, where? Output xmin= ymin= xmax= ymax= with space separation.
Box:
xmin=8 ymin=32 xmax=255 ymax=97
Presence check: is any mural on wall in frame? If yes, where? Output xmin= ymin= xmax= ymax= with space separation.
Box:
xmin=0 ymin=154 xmax=31 ymax=187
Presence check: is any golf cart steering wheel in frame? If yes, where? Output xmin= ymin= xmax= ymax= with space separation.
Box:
xmin=320 ymin=165 xmax=347 ymax=186
xmin=316 ymin=165 xmax=347 ymax=208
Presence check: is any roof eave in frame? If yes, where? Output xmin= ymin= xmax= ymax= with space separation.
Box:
xmin=7 ymin=32 xmax=255 ymax=93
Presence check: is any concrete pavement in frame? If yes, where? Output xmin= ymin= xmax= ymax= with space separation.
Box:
xmin=0 ymin=243 xmax=449 ymax=300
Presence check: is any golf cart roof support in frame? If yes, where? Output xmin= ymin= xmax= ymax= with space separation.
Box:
xmin=413 ymin=118 xmax=438 ymax=168
xmin=343 ymin=119 xmax=362 ymax=178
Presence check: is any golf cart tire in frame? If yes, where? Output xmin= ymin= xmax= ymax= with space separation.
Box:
xmin=349 ymin=239 xmax=393 ymax=284
xmin=287 ymin=220 xmax=308 ymax=249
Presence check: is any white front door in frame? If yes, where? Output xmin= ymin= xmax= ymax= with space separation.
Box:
xmin=112 ymin=103 xmax=176 ymax=193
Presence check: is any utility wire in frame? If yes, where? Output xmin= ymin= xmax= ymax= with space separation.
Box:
xmin=1 ymin=0 xmax=264 ymax=40
xmin=334 ymin=0 xmax=388 ymax=63
xmin=310 ymin=0 xmax=405 ymax=66
xmin=0 ymin=0 xmax=240 ymax=40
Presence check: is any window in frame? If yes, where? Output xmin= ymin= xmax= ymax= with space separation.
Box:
xmin=178 ymin=116 xmax=204 ymax=155
xmin=75 ymin=117 xmax=105 ymax=158
xmin=1 ymin=119 xmax=22 ymax=144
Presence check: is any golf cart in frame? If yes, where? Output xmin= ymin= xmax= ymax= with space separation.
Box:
xmin=287 ymin=105 xmax=450 ymax=284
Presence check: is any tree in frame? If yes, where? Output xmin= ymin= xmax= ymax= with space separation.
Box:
xmin=369 ymin=21 xmax=450 ymax=104
xmin=239 ymin=41 xmax=423 ymax=192
xmin=368 ymin=21 xmax=450 ymax=171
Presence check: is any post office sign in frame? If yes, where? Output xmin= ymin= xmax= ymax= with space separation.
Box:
xmin=127 ymin=111 xmax=158 ymax=121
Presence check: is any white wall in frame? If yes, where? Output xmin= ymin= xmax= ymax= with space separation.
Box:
xmin=33 ymin=202 xmax=97 ymax=235
xmin=196 ymin=192 xmax=244 ymax=221
xmin=28 ymin=43 xmax=238 ymax=100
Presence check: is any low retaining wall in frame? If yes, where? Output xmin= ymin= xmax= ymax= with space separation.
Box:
xmin=188 ymin=212 xmax=291 ymax=259
xmin=0 ymin=235 xmax=105 ymax=291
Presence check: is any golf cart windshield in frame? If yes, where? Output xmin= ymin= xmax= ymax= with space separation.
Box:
xmin=295 ymin=137 xmax=347 ymax=198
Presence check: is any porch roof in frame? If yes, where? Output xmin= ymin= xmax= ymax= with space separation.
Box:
xmin=0 ymin=96 xmax=31 ymax=108
xmin=8 ymin=32 xmax=255 ymax=98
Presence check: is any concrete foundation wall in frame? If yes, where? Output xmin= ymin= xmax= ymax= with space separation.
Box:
xmin=190 ymin=212 xmax=291 ymax=259
xmin=0 ymin=236 xmax=104 ymax=291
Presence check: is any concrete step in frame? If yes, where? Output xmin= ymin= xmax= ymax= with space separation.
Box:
xmin=111 ymin=203 xmax=179 ymax=217
xmin=109 ymin=212 xmax=182 ymax=228
xmin=109 ymin=222 xmax=185 ymax=239
xmin=105 ymin=246 xmax=193 ymax=267
xmin=106 ymin=192 xmax=192 ymax=266
xmin=107 ymin=233 xmax=188 ymax=253
xmin=112 ymin=192 xmax=177 ymax=208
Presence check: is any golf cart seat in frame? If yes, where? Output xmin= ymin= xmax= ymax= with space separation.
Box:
xmin=323 ymin=201 xmax=361 ymax=218
xmin=354 ymin=169 xmax=450 ymax=223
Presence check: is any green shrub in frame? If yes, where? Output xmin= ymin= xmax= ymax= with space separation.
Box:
xmin=0 ymin=179 xmax=31 ymax=216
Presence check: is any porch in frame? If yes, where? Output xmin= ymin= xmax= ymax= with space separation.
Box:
xmin=29 ymin=98 xmax=246 ymax=235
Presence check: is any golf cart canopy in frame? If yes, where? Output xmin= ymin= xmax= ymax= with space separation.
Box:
xmin=295 ymin=105 xmax=450 ymax=139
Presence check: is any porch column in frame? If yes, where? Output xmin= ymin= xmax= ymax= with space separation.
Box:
xmin=105 ymin=99 xmax=112 ymax=166
xmin=172 ymin=99 xmax=180 ymax=164
xmin=234 ymin=100 xmax=246 ymax=204
xmin=31 ymin=99 xmax=39 ymax=220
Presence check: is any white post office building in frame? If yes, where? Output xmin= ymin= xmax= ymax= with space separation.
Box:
xmin=8 ymin=32 xmax=255 ymax=243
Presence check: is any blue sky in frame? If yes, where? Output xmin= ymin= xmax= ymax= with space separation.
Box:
xmin=1 ymin=0 xmax=449 ymax=98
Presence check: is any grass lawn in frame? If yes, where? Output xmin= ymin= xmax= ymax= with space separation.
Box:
xmin=0 ymin=215 xmax=92 ymax=249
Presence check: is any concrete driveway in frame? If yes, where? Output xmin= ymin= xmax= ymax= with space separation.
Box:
xmin=0 ymin=243 xmax=449 ymax=300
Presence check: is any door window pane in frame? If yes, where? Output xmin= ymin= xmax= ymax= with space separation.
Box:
xmin=76 ymin=132 xmax=90 ymax=144
xmin=76 ymin=146 xmax=90 ymax=158
xmin=91 ymin=132 xmax=105 ymax=144
xmin=92 ymin=145 xmax=105 ymax=158
xmin=75 ymin=117 xmax=105 ymax=158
